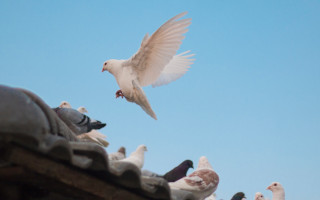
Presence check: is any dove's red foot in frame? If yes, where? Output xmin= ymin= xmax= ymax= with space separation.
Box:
xmin=116 ymin=90 xmax=124 ymax=98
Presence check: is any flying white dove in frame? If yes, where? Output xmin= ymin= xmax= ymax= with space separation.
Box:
xmin=266 ymin=182 xmax=285 ymax=200
xmin=169 ymin=156 xmax=219 ymax=200
xmin=255 ymin=192 xmax=266 ymax=200
xmin=108 ymin=146 xmax=126 ymax=161
xmin=59 ymin=101 xmax=88 ymax=114
xmin=118 ymin=145 xmax=147 ymax=169
xmin=102 ymin=12 xmax=195 ymax=120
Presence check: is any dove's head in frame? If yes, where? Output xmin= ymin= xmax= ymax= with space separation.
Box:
xmin=102 ymin=59 xmax=123 ymax=75
xmin=59 ymin=101 xmax=71 ymax=108
xmin=255 ymin=192 xmax=265 ymax=200
xmin=266 ymin=182 xmax=284 ymax=192
xmin=78 ymin=106 xmax=88 ymax=113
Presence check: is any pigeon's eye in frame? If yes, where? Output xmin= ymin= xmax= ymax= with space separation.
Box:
xmin=274 ymin=183 xmax=277 ymax=186
xmin=104 ymin=62 xmax=107 ymax=66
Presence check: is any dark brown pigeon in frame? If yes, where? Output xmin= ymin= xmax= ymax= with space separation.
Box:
xmin=231 ymin=192 xmax=246 ymax=200
xmin=163 ymin=160 xmax=194 ymax=182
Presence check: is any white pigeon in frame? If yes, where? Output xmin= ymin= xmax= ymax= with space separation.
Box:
xmin=118 ymin=145 xmax=147 ymax=169
xmin=255 ymin=192 xmax=266 ymax=200
xmin=169 ymin=156 xmax=219 ymax=200
xmin=102 ymin=12 xmax=195 ymax=120
xmin=77 ymin=129 xmax=109 ymax=147
xmin=266 ymin=182 xmax=285 ymax=200
xmin=77 ymin=106 xmax=88 ymax=114
xmin=108 ymin=146 xmax=126 ymax=161
xmin=59 ymin=101 xmax=88 ymax=114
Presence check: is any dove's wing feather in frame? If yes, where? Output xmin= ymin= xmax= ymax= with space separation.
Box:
xmin=132 ymin=80 xmax=157 ymax=120
xmin=152 ymin=50 xmax=195 ymax=87
xmin=125 ymin=12 xmax=191 ymax=87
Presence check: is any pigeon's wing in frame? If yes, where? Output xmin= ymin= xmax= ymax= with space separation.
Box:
xmin=132 ymin=80 xmax=157 ymax=120
xmin=152 ymin=50 xmax=195 ymax=87
xmin=109 ymin=152 xmax=125 ymax=161
xmin=169 ymin=175 xmax=204 ymax=191
xmin=124 ymin=12 xmax=191 ymax=87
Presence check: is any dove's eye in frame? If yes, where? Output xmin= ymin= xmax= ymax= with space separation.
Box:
xmin=274 ymin=183 xmax=277 ymax=186
xmin=104 ymin=62 xmax=107 ymax=65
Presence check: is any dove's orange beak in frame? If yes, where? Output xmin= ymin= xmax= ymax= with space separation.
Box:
xmin=266 ymin=185 xmax=272 ymax=190
xmin=102 ymin=68 xmax=105 ymax=72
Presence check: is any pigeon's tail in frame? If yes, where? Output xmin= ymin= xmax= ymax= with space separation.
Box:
xmin=132 ymin=80 xmax=157 ymax=120
xmin=91 ymin=121 xmax=107 ymax=129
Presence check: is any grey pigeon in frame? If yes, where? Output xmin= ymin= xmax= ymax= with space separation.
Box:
xmin=53 ymin=107 xmax=106 ymax=135
xmin=231 ymin=192 xmax=246 ymax=200
xmin=142 ymin=160 xmax=193 ymax=182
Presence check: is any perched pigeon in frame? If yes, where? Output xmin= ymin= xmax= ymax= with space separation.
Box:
xmin=266 ymin=182 xmax=285 ymax=200
xmin=101 ymin=12 xmax=195 ymax=120
xmin=163 ymin=160 xmax=193 ymax=182
xmin=118 ymin=145 xmax=147 ymax=169
xmin=77 ymin=129 xmax=109 ymax=147
xmin=53 ymin=107 xmax=106 ymax=135
xmin=59 ymin=101 xmax=72 ymax=108
xmin=77 ymin=106 xmax=88 ymax=114
xmin=59 ymin=101 xmax=88 ymax=114
xmin=142 ymin=160 xmax=193 ymax=182
xmin=231 ymin=192 xmax=246 ymax=200
xmin=255 ymin=192 xmax=266 ymax=200
xmin=108 ymin=146 xmax=126 ymax=161
xmin=169 ymin=156 xmax=219 ymax=200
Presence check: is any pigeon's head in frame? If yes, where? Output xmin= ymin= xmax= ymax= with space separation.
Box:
xmin=137 ymin=144 xmax=148 ymax=152
xmin=197 ymin=156 xmax=213 ymax=170
xmin=255 ymin=192 xmax=265 ymax=200
xmin=59 ymin=101 xmax=71 ymax=108
xmin=266 ymin=182 xmax=284 ymax=192
xmin=78 ymin=106 xmax=88 ymax=113
xmin=231 ymin=192 xmax=246 ymax=200
xmin=182 ymin=160 xmax=194 ymax=169
xmin=118 ymin=146 xmax=126 ymax=156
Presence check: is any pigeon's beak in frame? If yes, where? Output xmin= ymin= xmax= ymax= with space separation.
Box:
xmin=101 ymin=68 xmax=105 ymax=72
xmin=266 ymin=185 xmax=272 ymax=190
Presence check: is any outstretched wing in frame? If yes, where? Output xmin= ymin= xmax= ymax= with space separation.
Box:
xmin=152 ymin=50 xmax=195 ymax=87
xmin=124 ymin=12 xmax=191 ymax=87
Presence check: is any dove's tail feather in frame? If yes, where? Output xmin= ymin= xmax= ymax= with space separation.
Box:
xmin=132 ymin=80 xmax=158 ymax=120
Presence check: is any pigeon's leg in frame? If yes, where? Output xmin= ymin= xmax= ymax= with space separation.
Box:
xmin=116 ymin=90 xmax=124 ymax=98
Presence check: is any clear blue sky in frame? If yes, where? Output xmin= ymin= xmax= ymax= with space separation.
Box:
xmin=1 ymin=1 xmax=319 ymax=199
